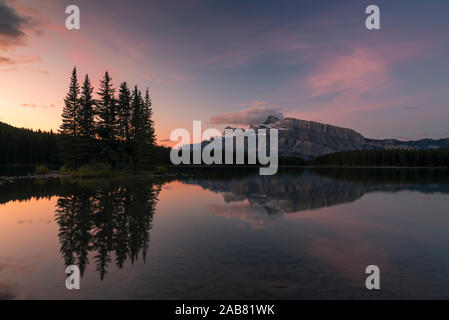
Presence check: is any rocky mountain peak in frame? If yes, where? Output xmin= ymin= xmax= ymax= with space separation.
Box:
xmin=203 ymin=116 xmax=449 ymax=160
xmin=263 ymin=115 xmax=280 ymax=124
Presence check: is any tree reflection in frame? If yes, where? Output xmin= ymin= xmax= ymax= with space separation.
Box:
xmin=55 ymin=180 xmax=161 ymax=279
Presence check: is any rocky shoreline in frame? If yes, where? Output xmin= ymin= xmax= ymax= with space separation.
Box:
xmin=0 ymin=172 xmax=70 ymax=184
xmin=0 ymin=171 xmax=194 ymax=186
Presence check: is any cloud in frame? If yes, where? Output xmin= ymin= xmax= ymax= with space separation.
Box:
xmin=209 ymin=101 xmax=284 ymax=125
xmin=0 ymin=54 xmax=39 ymax=65
xmin=0 ymin=56 xmax=13 ymax=64
xmin=21 ymin=103 xmax=36 ymax=108
xmin=0 ymin=1 xmax=44 ymax=71
xmin=24 ymin=65 xmax=48 ymax=74
xmin=306 ymin=48 xmax=389 ymax=98
xmin=0 ymin=0 xmax=28 ymax=50
xmin=21 ymin=103 xmax=54 ymax=109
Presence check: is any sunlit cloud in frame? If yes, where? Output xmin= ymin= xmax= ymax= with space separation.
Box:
xmin=210 ymin=101 xmax=283 ymax=125
xmin=0 ymin=54 xmax=39 ymax=65
xmin=306 ymin=48 xmax=390 ymax=98
xmin=21 ymin=103 xmax=55 ymax=109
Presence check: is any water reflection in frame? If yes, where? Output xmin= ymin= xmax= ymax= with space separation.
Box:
xmin=55 ymin=180 xmax=161 ymax=279
xmin=0 ymin=168 xmax=449 ymax=297
xmin=182 ymin=168 xmax=449 ymax=215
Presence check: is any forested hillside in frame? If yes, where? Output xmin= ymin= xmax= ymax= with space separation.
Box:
xmin=0 ymin=121 xmax=60 ymax=164
xmin=308 ymin=149 xmax=449 ymax=167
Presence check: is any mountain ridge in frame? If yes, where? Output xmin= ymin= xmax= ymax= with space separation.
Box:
xmin=220 ymin=116 xmax=449 ymax=159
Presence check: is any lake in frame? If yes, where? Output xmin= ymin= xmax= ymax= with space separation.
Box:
xmin=0 ymin=168 xmax=449 ymax=299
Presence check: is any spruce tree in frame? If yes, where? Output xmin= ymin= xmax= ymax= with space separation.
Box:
xmin=117 ymin=82 xmax=132 ymax=143
xmin=96 ymin=71 xmax=117 ymax=142
xmin=59 ymin=67 xmax=80 ymax=136
xmin=130 ymin=85 xmax=143 ymax=144
xmin=130 ymin=86 xmax=146 ymax=168
xmin=76 ymin=74 xmax=97 ymax=164
xmin=55 ymin=68 xmax=163 ymax=169
xmin=79 ymin=74 xmax=95 ymax=139
xmin=143 ymin=87 xmax=156 ymax=146
xmin=59 ymin=67 xmax=80 ymax=167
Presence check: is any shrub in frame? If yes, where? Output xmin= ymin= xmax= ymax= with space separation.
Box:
xmin=35 ymin=164 xmax=51 ymax=175
xmin=74 ymin=163 xmax=112 ymax=178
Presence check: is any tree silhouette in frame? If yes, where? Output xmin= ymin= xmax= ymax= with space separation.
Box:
xmin=96 ymin=71 xmax=117 ymax=143
xmin=59 ymin=67 xmax=80 ymax=137
xmin=58 ymin=67 xmax=81 ymax=167
xmin=117 ymin=82 xmax=132 ymax=144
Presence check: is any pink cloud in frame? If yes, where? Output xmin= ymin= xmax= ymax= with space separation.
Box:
xmin=306 ymin=48 xmax=390 ymax=97
xmin=304 ymin=34 xmax=440 ymax=99
xmin=0 ymin=54 xmax=40 ymax=65
xmin=209 ymin=101 xmax=283 ymax=125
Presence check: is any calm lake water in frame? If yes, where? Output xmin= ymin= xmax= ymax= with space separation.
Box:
xmin=0 ymin=168 xmax=449 ymax=299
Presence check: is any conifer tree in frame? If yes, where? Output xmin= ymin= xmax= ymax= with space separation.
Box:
xmin=54 ymin=68 xmax=168 ymax=169
xmin=130 ymin=86 xmax=147 ymax=167
xmin=79 ymin=74 xmax=95 ymax=139
xmin=96 ymin=71 xmax=117 ymax=142
xmin=130 ymin=85 xmax=143 ymax=143
xmin=75 ymin=74 xmax=97 ymax=164
xmin=58 ymin=67 xmax=80 ymax=167
xmin=143 ymin=87 xmax=156 ymax=146
xmin=117 ymin=82 xmax=132 ymax=143
xmin=59 ymin=67 xmax=80 ymax=136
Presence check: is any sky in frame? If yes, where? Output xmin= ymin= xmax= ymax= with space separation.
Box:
xmin=1 ymin=0 xmax=449 ymax=144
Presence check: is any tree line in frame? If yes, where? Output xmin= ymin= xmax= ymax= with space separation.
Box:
xmin=59 ymin=67 xmax=169 ymax=170
xmin=0 ymin=121 xmax=59 ymax=165
xmin=308 ymin=148 xmax=449 ymax=167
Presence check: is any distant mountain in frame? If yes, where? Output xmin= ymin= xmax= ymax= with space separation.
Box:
xmin=210 ymin=116 xmax=449 ymax=160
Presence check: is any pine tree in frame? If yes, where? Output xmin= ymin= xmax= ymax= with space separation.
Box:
xmin=59 ymin=67 xmax=80 ymax=136
xmin=54 ymin=68 xmax=165 ymax=169
xmin=143 ymin=87 xmax=156 ymax=146
xmin=75 ymin=74 xmax=97 ymax=165
xmin=58 ymin=67 xmax=80 ymax=167
xmin=96 ymin=71 xmax=117 ymax=142
xmin=129 ymin=86 xmax=146 ymax=168
xmin=117 ymin=82 xmax=132 ymax=143
xmin=128 ymin=87 xmax=157 ymax=168
xmin=78 ymin=74 xmax=95 ymax=139
xmin=130 ymin=85 xmax=143 ymax=143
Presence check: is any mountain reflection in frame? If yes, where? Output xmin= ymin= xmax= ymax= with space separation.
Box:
xmin=1 ymin=168 xmax=449 ymax=280
xmin=55 ymin=180 xmax=161 ymax=280
xmin=182 ymin=168 xmax=449 ymax=215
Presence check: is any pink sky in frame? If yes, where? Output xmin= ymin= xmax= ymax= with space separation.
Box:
xmin=1 ymin=0 xmax=449 ymax=143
